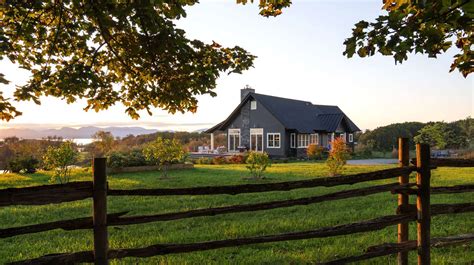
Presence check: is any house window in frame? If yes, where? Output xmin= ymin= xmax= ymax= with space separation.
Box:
xmin=250 ymin=128 xmax=263 ymax=152
xmin=297 ymin=134 xmax=311 ymax=148
xmin=250 ymin=100 xmax=257 ymax=110
xmin=228 ymin=129 xmax=240 ymax=152
xmin=310 ymin=133 xmax=319 ymax=145
xmin=267 ymin=133 xmax=281 ymax=148
xmin=349 ymin=133 xmax=354 ymax=143
xmin=290 ymin=133 xmax=296 ymax=148
xmin=340 ymin=133 xmax=345 ymax=142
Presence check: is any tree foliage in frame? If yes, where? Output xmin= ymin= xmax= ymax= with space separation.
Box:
xmin=0 ymin=1 xmax=256 ymax=121
xmin=43 ymin=141 xmax=79 ymax=183
xmin=414 ymin=120 xmax=470 ymax=149
xmin=357 ymin=122 xmax=425 ymax=152
xmin=142 ymin=137 xmax=186 ymax=178
xmin=245 ymin=151 xmax=271 ymax=179
xmin=344 ymin=0 xmax=473 ymax=77
xmin=92 ymin=130 xmax=115 ymax=157
xmin=357 ymin=117 xmax=472 ymax=152
xmin=306 ymin=144 xmax=324 ymax=160
xmin=1 ymin=0 xmax=470 ymax=122
xmin=326 ymin=137 xmax=351 ymax=176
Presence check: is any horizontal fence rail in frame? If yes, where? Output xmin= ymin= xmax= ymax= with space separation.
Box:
xmin=9 ymin=213 xmax=417 ymax=265
xmin=322 ymin=233 xmax=474 ymax=265
xmin=431 ymin=184 xmax=474 ymax=194
xmin=411 ymin=158 xmax=474 ymax=167
xmin=0 ymin=181 xmax=93 ymax=207
xmin=108 ymin=166 xmax=415 ymax=196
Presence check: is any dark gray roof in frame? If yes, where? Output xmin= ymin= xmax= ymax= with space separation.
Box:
xmin=206 ymin=92 xmax=360 ymax=133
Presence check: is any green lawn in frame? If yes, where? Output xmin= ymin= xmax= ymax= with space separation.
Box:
xmin=0 ymin=163 xmax=473 ymax=264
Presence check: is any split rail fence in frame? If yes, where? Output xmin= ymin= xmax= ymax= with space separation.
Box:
xmin=1 ymin=139 xmax=473 ymax=264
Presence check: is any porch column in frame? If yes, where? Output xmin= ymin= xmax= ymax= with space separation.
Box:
xmin=210 ymin=132 xmax=215 ymax=151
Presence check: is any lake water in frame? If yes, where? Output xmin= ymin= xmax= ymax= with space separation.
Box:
xmin=70 ymin=138 xmax=95 ymax=145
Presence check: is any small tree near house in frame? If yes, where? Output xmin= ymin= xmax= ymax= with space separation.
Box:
xmin=326 ymin=137 xmax=351 ymax=176
xmin=43 ymin=141 xmax=79 ymax=184
xmin=246 ymin=151 xmax=271 ymax=179
xmin=143 ymin=137 xmax=187 ymax=178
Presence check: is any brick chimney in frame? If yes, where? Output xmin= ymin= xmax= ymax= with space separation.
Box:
xmin=241 ymin=85 xmax=255 ymax=101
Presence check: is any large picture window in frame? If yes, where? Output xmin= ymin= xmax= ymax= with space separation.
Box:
xmin=267 ymin=133 xmax=281 ymax=148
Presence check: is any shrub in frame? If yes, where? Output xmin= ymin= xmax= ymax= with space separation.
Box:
xmin=307 ymin=144 xmax=325 ymax=160
xmin=326 ymin=138 xmax=350 ymax=176
xmin=246 ymin=151 xmax=271 ymax=179
xmin=43 ymin=141 xmax=79 ymax=183
xmin=227 ymin=155 xmax=245 ymax=164
xmin=212 ymin=156 xmax=228 ymax=165
xmin=143 ymin=137 xmax=187 ymax=178
xmin=8 ymin=156 xmax=39 ymax=173
xmin=107 ymin=149 xmax=150 ymax=168
xmin=194 ymin=157 xmax=213 ymax=164
xmin=354 ymin=142 xmax=373 ymax=158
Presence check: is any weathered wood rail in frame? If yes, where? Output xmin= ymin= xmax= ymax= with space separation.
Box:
xmin=1 ymin=139 xmax=473 ymax=265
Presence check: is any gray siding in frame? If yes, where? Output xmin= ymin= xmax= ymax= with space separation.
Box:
xmin=227 ymin=100 xmax=287 ymax=157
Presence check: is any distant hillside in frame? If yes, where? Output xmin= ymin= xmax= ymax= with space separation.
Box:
xmin=0 ymin=126 xmax=158 ymax=139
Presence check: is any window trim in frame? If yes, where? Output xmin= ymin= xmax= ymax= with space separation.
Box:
xmin=267 ymin=133 xmax=281 ymax=148
xmin=290 ymin=133 xmax=296 ymax=148
xmin=348 ymin=133 xmax=354 ymax=143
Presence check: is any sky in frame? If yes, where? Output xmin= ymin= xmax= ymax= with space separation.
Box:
xmin=0 ymin=0 xmax=472 ymax=132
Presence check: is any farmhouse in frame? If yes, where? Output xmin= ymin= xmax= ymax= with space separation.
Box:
xmin=206 ymin=87 xmax=361 ymax=158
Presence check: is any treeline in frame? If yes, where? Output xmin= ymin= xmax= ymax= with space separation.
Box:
xmin=0 ymin=131 xmax=225 ymax=171
xmin=0 ymin=136 xmax=66 ymax=172
xmin=356 ymin=117 xmax=473 ymax=154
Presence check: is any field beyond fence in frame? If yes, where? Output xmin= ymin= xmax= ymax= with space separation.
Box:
xmin=1 ymin=138 xmax=473 ymax=264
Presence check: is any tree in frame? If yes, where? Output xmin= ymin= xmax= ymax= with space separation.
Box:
xmin=0 ymin=1 xmax=256 ymax=121
xmin=326 ymin=137 xmax=351 ymax=176
xmin=245 ymin=151 xmax=271 ymax=179
xmin=142 ymin=137 xmax=186 ymax=178
xmin=344 ymin=0 xmax=474 ymax=77
xmin=414 ymin=121 xmax=469 ymax=149
xmin=92 ymin=131 xmax=115 ymax=157
xmin=43 ymin=141 xmax=79 ymax=183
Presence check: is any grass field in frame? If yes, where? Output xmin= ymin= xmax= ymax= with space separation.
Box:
xmin=0 ymin=162 xmax=473 ymax=264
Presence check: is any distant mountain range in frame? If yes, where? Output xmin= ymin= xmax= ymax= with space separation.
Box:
xmin=0 ymin=126 xmax=159 ymax=139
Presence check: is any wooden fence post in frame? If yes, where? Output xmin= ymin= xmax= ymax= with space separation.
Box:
xmin=93 ymin=158 xmax=108 ymax=265
xmin=397 ymin=137 xmax=409 ymax=265
xmin=416 ymin=144 xmax=431 ymax=265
